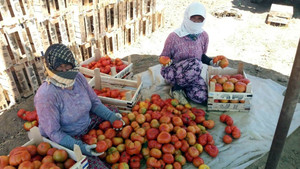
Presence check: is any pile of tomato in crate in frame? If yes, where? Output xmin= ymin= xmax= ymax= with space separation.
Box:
xmin=80 ymin=94 xmax=242 ymax=169
xmin=80 ymin=54 xmax=133 ymax=79
xmin=206 ymin=64 xmax=253 ymax=112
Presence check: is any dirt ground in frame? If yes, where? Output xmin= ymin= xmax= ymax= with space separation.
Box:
xmin=1 ymin=0 xmax=300 ymax=168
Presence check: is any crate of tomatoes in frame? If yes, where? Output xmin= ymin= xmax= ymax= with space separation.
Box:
xmin=206 ymin=63 xmax=253 ymax=112
xmin=1 ymin=127 xmax=88 ymax=169
xmin=79 ymin=50 xmax=133 ymax=80
xmin=87 ymin=68 xmax=143 ymax=111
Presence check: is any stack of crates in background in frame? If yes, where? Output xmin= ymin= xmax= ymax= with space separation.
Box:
xmin=0 ymin=0 xmax=164 ymax=111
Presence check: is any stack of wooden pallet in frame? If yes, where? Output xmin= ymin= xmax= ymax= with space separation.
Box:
xmin=0 ymin=0 xmax=164 ymax=110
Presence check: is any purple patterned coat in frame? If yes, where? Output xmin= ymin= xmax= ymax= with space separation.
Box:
xmin=160 ymin=31 xmax=209 ymax=104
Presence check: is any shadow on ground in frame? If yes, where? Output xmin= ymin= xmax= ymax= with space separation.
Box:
xmin=230 ymin=0 xmax=300 ymax=19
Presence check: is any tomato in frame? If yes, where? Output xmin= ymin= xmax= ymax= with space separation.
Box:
xmin=174 ymin=154 xmax=186 ymax=166
xmin=187 ymin=147 xmax=199 ymax=158
xmin=37 ymin=142 xmax=51 ymax=156
xmin=226 ymin=116 xmax=234 ymax=126
xmin=204 ymin=145 xmax=219 ymax=158
xmin=9 ymin=149 xmax=31 ymax=166
xmin=53 ymin=149 xmax=68 ymax=163
xmin=146 ymin=157 xmax=161 ymax=168
xmin=162 ymin=144 xmax=175 ymax=154
xmin=173 ymin=161 xmax=182 ymax=169
xmin=197 ymin=133 xmax=207 ymax=146
xmin=223 ymin=135 xmax=233 ymax=144
xmin=181 ymin=113 xmax=192 ymax=124
xmin=64 ymin=158 xmax=75 ymax=169
xmin=0 ymin=155 xmax=9 ymax=169
xmin=157 ymin=131 xmax=172 ymax=144
xmin=184 ymin=151 xmax=194 ymax=162
xmin=219 ymin=114 xmax=228 ymax=122
xmin=149 ymin=148 xmax=162 ymax=159
xmin=104 ymin=128 xmax=115 ymax=140
xmin=150 ymin=94 xmax=161 ymax=103
xmin=162 ymin=153 xmax=174 ymax=164
xmin=17 ymin=109 xmax=27 ymax=120
xmin=25 ymin=111 xmax=38 ymax=121
xmin=146 ymin=128 xmax=159 ymax=140
xmin=99 ymin=121 xmax=112 ymax=131
xmin=191 ymin=107 xmax=206 ymax=116
xmin=112 ymin=120 xmax=123 ymax=129
xmin=96 ymin=140 xmax=108 ymax=153
xmin=232 ymin=128 xmax=241 ymax=139
xmin=192 ymin=156 xmax=204 ymax=167
xmin=148 ymin=140 xmax=162 ymax=149
xmin=125 ymin=140 xmax=141 ymax=155
xmin=225 ymin=126 xmax=232 ymax=134
xmin=106 ymin=147 xmax=120 ymax=164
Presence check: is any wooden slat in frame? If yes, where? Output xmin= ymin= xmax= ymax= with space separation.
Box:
xmin=0 ymin=32 xmax=13 ymax=71
xmin=58 ymin=15 xmax=69 ymax=45
xmin=65 ymin=12 xmax=76 ymax=42
xmin=25 ymin=19 xmax=44 ymax=56
xmin=13 ymin=63 xmax=33 ymax=97
xmin=24 ymin=60 xmax=39 ymax=93
xmin=37 ymin=21 xmax=51 ymax=52
xmin=0 ymin=68 xmax=21 ymax=101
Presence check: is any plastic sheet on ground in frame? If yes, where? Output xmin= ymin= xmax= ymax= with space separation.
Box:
xmin=133 ymin=64 xmax=300 ymax=169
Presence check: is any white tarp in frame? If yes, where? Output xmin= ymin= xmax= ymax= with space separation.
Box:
xmin=133 ymin=64 xmax=300 ymax=169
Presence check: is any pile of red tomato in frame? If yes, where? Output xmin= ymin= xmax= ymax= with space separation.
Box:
xmin=0 ymin=142 xmax=76 ymax=169
xmin=17 ymin=109 xmax=39 ymax=131
xmin=82 ymin=94 xmax=242 ymax=168
xmin=81 ymin=55 xmax=128 ymax=75
xmin=93 ymin=87 xmax=129 ymax=100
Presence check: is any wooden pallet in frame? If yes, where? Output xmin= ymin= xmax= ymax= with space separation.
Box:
xmin=88 ymin=68 xmax=142 ymax=111
xmin=266 ymin=4 xmax=293 ymax=26
xmin=0 ymin=67 xmax=22 ymax=101
xmin=206 ymin=63 xmax=253 ymax=112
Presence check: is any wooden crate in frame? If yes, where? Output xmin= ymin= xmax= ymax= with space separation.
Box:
xmin=141 ymin=15 xmax=152 ymax=37
xmin=0 ymin=85 xmax=10 ymax=111
xmin=206 ymin=64 xmax=253 ymax=112
xmin=31 ymin=0 xmax=49 ymax=22
xmin=0 ymin=67 xmax=22 ymax=102
xmin=0 ymin=0 xmax=29 ymax=27
xmin=105 ymin=2 xmax=119 ymax=32
xmin=266 ymin=4 xmax=293 ymax=26
xmin=3 ymin=25 xmax=35 ymax=64
xmin=79 ymin=51 xmax=133 ymax=79
xmin=152 ymin=7 xmax=164 ymax=32
xmin=0 ymin=31 xmax=13 ymax=71
xmin=126 ymin=0 xmax=137 ymax=24
xmin=24 ymin=19 xmax=45 ymax=56
xmin=25 ymin=127 xmax=89 ymax=169
xmin=45 ymin=0 xmax=66 ymax=17
xmin=88 ymin=68 xmax=142 ymax=111
xmin=32 ymin=57 xmax=46 ymax=85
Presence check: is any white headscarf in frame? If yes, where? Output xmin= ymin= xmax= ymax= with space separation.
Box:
xmin=174 ymin=2 xmax=206 ymax=37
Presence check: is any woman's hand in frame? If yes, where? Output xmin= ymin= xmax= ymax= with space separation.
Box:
xmin=112 ymin=113 xmax=125 ymax=131
xmin=83 ymin=144 xmax=104 ymax=156
xmin=159 ymin=56 xmax=172 ymax=67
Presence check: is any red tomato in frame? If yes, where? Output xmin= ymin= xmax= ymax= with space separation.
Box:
xmin=112 ymin=120 xmax=123 ymax=129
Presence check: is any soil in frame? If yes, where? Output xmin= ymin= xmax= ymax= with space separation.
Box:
xmin=1 ymin=0 xmax=300 ymax=168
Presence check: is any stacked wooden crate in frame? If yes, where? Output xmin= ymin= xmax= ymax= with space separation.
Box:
xmin=0 ymin=0 xmax=164 ymax=110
